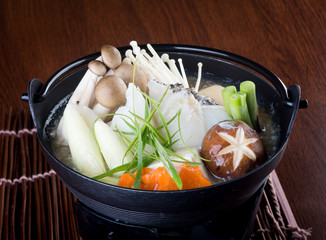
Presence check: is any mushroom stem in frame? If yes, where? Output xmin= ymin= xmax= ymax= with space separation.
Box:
xmin=126 ymin=49 xmax=163 ymax=83
xmin=146 ymin=43 xmax=161 ymax=61
xmin=105 ymin=69 xmax=115 ymax=76
xmin=69 ymin=56 xmax=103 ymax=107
xmin=194 ymin=62 xmax=203 ymax=92
xmin=146 ymin=44 xmax=177 ymax=84
xmin=82 ymin=73 xmax=99 ymax=106
xmin=162 ymin=54 xmax=184 ymax=84
xmin=130 ymin=40 xmax=141 ymax=55
xmin=138 ymin=49 xmax=166 ymax=82
xmin=143 ymin=50 xmax=175 ymax=84
xmin=92 ymin=103 xmax=111 ymax=121
xmin=127 ymin=41 xmax=188 ymax=86
xmin=122 ymin=58 xmax=132 ymax=65
xmin=177 ymin=58 xmax=189 ymax=88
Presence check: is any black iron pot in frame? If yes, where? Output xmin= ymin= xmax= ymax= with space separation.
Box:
xmin=25 ymin=44 xmax=307 ymax=228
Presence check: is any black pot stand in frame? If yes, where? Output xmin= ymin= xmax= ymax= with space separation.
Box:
xmin=74 ymin=181 xmax=266 ymax=240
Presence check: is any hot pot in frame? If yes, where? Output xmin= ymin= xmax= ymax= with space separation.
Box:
xmin=25 ymin=44 xmax=307 ymax=228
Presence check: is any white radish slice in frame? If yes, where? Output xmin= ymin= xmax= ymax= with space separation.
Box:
xmin=201 ymin=105 xmax=232 ymax=132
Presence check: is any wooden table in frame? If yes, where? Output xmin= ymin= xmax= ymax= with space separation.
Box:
xmin=0 ymin=0 xmax=325 ymax=239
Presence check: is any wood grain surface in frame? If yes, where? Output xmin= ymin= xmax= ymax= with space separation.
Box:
xmin=0 ymin=0 xmax=325 ymax=239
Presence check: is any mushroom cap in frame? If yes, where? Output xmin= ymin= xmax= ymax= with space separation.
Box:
xmin=114 ymin=64 xmax=148 ymax=93
xmin=95 ymin=75 xmax=127 ymax=109
xmin=201 ymin=120 xmax=265 ymax=180
xmin=88 ymin=60 xmax=107 ymax=76
xmin=101 ymin=45 xmax=122 ymax=70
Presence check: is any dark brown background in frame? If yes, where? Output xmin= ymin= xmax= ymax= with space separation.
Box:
xmin=0 ymin=0 xmax=325 ymax=239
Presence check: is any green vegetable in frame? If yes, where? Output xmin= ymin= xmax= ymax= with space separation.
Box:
xmin=64 ymin=104 xmax=106 ymax=177
xmin=229 ymin=92 xmax=253 ymax=128
xmin=222 ymin=81 xmax=259 ymax=129
xmin=93 ymin=157 xmax=155 ymax=180
xmin=222 ymin=86 xmax=237 ymax=116
xmin=240 ymin=80 xmax=259 ymax=129
xmin=93 ymin=119 xmax=133 ymax=177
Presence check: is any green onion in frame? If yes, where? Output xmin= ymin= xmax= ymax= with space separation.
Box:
xmin=93 ymin=157 xmax=155 ymax=180
xmin=229 ymin=92 xmax=253 ymax=128
xmin=222 ymin=86 xmax=237 ymax=116
xmin=238 ymin=92 xmax=253 ymax=128
xmin=240 ymin=80 xmax=259 ymax=129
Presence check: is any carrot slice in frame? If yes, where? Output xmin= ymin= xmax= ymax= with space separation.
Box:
xmin=118 ymin=164 xmax=211 ymax=190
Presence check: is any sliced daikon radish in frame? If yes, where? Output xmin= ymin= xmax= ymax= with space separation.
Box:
xmin=201 ymin=105 xmax=232 ymax=132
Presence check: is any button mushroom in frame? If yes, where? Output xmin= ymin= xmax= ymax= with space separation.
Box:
xmin=101 ymin=45 xmax=122 ymax=70
xmin=114 ymin=64 xmax=148 ymax=93
xmin=93 ymin=75 xmax=127 ymax=118
xmin=201 ymin=120 xmax=265 ymax=180
xmin=88 ymin=60 xmax=107 ymax=76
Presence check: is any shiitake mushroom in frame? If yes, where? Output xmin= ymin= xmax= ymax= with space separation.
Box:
xmin=201 ymin=120 xmax=265 ymax=180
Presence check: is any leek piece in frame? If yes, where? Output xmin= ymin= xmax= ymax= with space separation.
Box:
xmin=98 ymin=176 xmax=120 ymax=185
xmin=63 ymin=104 xmax=106 ymax=177
xmin=238 ymin=92 xmax=253 ymax=128
xmin=240 ymin=81 xmax=258 ymax=129
xmin=222 ymin=86 xmax=237 ymax=116
xmin=229 ymin=92 xmax=253 ymax=128
xmin=94 ymin=119 xmax=133 ymax=177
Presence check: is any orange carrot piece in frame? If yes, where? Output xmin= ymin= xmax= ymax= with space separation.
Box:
xmin=118 ymin=164 xmax=211 ymax=191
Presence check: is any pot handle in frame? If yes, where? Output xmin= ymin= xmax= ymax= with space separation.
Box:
xmin=284 ymin=84 xmax=308 ymax=137
xmin=21 ymin=78 xmax=49 ymax=103
xmin=24 ymin=78 xmax=45 ymax=128
xmin=22 ymin=52 xmax=100 ymax=103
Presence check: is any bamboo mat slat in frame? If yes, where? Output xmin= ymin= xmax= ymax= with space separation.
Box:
xmin=0 ymin=107 xmax=311 ymax=240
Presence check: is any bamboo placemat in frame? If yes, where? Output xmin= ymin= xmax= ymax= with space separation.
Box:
xmin=0 ymin=106 xmax=311 ymax=240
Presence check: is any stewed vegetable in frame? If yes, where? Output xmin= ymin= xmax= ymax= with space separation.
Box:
xmin=50 ymin=41 xmax=274 ymax=190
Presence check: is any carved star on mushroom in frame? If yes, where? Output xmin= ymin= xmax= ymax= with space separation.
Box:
xmin=217 ymin=127 xmax=259 ymax=170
